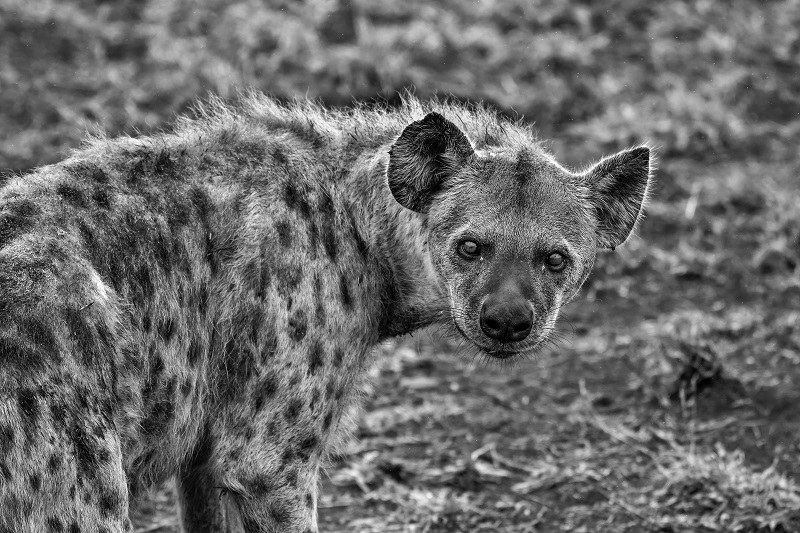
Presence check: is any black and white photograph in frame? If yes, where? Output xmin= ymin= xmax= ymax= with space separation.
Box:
xmin=1 ymin=1 xmax=799 ymax=531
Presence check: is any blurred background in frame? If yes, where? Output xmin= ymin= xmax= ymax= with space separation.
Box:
xmin=2 ymin=1 xmax=800 ymax=531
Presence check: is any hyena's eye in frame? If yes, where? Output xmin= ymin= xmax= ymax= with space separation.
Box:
xmin=545 ymin=252 xmax=566 ymax=271
xmin=457 ymin=240 xmax=481 ymax=259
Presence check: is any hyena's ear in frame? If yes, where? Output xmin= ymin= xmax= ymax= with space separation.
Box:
xmin=582 ymin=146 xmax=653 ymax=249
xmin=387 ymin=112 xmax=475 ymax=212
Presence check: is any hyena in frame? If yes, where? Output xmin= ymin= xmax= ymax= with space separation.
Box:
xmin=0 ymin=93 xmax=652 ymax=532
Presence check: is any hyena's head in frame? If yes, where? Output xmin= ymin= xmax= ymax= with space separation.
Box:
xmin=387 ymin=112 xmax=652 ymax=359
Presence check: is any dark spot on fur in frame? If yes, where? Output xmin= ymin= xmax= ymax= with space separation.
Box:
xmin=321 ymin=227 xmax=337 ymax=261
xmin=307 ymin=341 xmax=324 ymax=376
xmin=309 ymin=387 xmax=320 ymax=411
xmin=154 ymin=149 xmax=175 ymax=176
xmin=69 ymin=420 xmax=104 ymax=481
xmin=318 ymin=192 xmax=338 ymax=261
xmin=166 ymin=200 xmax=193 ymax=230
xmin=253 ymin=372 xmax=279 ymax=412
xmin=275 ymin=220 xmax=293 ymax=248
xmin=98 ymin=490 xmax=122 ymax=518
xmin=334 ymin=383 xmax=345 ymax=402
xmin=29 ymin=473 xmax=41 ymax=492
xmin=69 ymin=523 xmax=80 ymax=533
xmin=187 ymin=338 xmax=203 ymax=367
xmin=141 ymin=312 xmax=152 ymax=333
xmin=325 ymin=379 xmax=337 ymax=401
xmin=248 ymin=255 xmax=272 ymax=300
xmin=46 ymin=516 xmax=63 ymax=532
xmin=57 ymin=183 xmax=86 ymax=206
xmin=332 ymin=347 xmax=344 ymax=368
xmin=189 ymin=185 xmax=213 ymax=222
xmin=322 ymin=409 xmax=334 ymax=432
xmin=91 ymin=166 xmax=107 ymax=182
xmin=280 ymin=446 xmax=295 ymax=471
xmin=236 ymin=140 xmax=269 ymax=165
xmin=298 ymin=432 xmax=318 ymax=461
xmin=0 ymin=462 xmax=11 ymax=482
xmin=0 ymin=425 xmax=14 ymax=456
xmin=306 ymin=492 xmax=314 ymax=509
xmin=0 ymin=199 xmax=38 ymax=248
xmin=0 ymin=336 xmax=47 ymax=374
xmin=47 ymin=453 xmax=61 ymax=473
xmin=64 ymin=307 xmax=99 ymax=366
xmin=272 ymin=145 xmax=288 ymax=165
xmin=306 ymin=219 xmax=319 ymax=260
xmin=18 ymin=388 xmax=40 ymax=428
xmin=247 ymin=474 xmax=277 ymax=496
xmin=268 ymin=501 xmax=291 ymax=524
xmin=92 ymin=187 xmax=111 ymax=209
xmin=288 ymin=309 xmax=307 ymax=342
xmin=285 ymin=466 xmax=298 ymax=487
xmin=158 ymin=317 xmax=175 ymax=343
xmin=313 ymin=274 xmax=326 ymax=326
xmin=283 ymin=182 xmax=312 ymax=220
xmin=128 ymin=155 xmax=146 ymax=183
xmin=68 ymin=161 xmax=107 ymax=183
xmin=150 ymin=355 xmax=164 ymax=380
xmin=285 ymin=397 xmax=303 ymax=421
xmin=339 ymin=274 xmax=352 ymax=309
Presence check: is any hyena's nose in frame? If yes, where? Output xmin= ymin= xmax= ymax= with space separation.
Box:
xmin=479 ymin=296 xmax=533 ymax=343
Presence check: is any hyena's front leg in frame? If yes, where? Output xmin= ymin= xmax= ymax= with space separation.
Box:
xmin=232 ymin=462 xmax=319 ymax=533
xmin=178 ymin=465 xmax=243 ymax=532
xmin=179 ymin=415 xmax=322 ymax=533
xmin=179 ymin=452 xmax=319 ymax=533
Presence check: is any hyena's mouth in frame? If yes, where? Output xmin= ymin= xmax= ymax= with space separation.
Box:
xmin=450 ymin=305 xmax=560 ymax=360
xmin=450 ymin=313 xmax=549 ymax=359
xmin=478 ymin=336 xmax=547 ymax=359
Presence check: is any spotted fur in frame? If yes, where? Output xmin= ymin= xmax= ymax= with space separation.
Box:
xmin=0 ymin=91 xmax=652 ymax=532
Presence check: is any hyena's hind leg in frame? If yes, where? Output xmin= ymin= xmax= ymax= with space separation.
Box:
xmin=0 ymin=386 xmax=132 ymax=532
xmin=0 ymin=239 xmax=135 ymax=531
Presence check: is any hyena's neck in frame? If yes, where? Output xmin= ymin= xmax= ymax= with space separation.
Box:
xmin=343 ymin=149 xmax=448 ymax=339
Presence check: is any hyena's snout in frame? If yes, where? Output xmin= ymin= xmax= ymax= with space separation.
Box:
xmin=479 ymin=289 xmax=534 ymax=343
